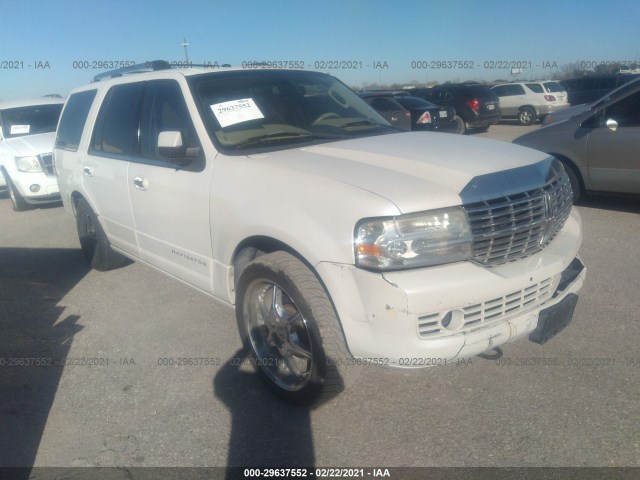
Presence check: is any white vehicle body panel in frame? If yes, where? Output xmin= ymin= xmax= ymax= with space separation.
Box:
xmin=55 ymin=68 xmax=585 ymax=366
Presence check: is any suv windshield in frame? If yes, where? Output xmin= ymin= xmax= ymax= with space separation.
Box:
xmin=0 ymin=104 xmax=63 ymax=138
xmin=190 ymin=70 xmax=394 ymax=152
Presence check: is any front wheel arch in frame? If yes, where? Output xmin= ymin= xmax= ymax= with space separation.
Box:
xmin=552 ymin=154 xmax=585 ymax=202
xmin=235 ymin=251 xmax=354 ymax=404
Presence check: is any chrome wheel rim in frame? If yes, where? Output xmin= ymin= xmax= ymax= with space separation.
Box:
xmin=520 ymin=111 xmax=532 ymax=123
xmin=244 ymin=280 xmax=313 ymax=391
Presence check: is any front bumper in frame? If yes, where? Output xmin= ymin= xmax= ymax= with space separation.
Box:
xmin=317 ymin=209 xmax=584 ymax=366
xmin=11 ymin=172 xmax=60 ymax=204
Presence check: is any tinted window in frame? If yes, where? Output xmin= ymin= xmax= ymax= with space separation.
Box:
xmin=605 ymin=90 xmax=640 ymax=127
xmin=526 ymin=83 xmax=544 ymax=93
xmin=430 ymin=89 xmax=450 ymax=101
xmin=543 ymin=82 xmax=564 ymax=93
xmin=92 ymin=83 xmax=144 ymax=156
xmin=570 ymin=77 xmax=598 ymax=91
xmin=494 ymin=84 xmax=524 ymax=96
xmin=396 ymin=97 xmax=436 ymax=109
xmin=370 ymin=97 xmax=402 ymax=111
xmin=140 ymin=80 xmax=201 ymax=161
xmin=55 ymin=90 xmax=97 ymax=151
xmin=466 ymin=85 xmax=497 ymax=98
xmin=492 ymin=85 xmax=508 ymax=96
xmin=0 ymin=104 xmax=63 ymax=138
xmin=598 ymin=76 xmax=617 ymax=90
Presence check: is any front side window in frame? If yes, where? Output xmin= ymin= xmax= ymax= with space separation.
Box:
xmin=140 ymin=80 xmax=202 ymax=161
xmin=604 ymin=90 xmax=640 ymax=127
xmin=56 ymin=90 xmax=97 ymax=151
xmin=0 ymin=104 xmax=63 ymax=138
xmin=190 ymin=70 xmax=393 ymax=153
xmin=92 ymin=83 xmax=144 ymax=156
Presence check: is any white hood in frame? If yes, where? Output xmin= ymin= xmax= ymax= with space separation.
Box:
xmin=3 ymin=132 xmax=56 ymax=157
xmin=252 ymin=132 xmax=549 ymax=213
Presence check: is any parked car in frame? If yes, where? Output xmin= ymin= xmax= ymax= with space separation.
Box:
xmin=55 ymin=63 xmax=585 ymax=404
xmin=491 ymin=81 xmax=569 ymax=125
xmin=358 ymin=93 xmax=412 ymax=131
xmin=0 ymin=97 xmax=65 ymax=210
xmin=360 ymin=92 xmax=458 ymax=133
xmin=514 ymin=78 xmax=640 ymax=200
xmin=561 ymin=73 xmax=640 ymax=106
xmin=408 ymin=84 xmax=500 ymax=133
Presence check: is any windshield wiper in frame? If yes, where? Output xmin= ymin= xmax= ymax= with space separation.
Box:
xmin=339 ymin=120 xmax=387 ymax=129
xmin=234 ymin=131 xmax=346 ymax=149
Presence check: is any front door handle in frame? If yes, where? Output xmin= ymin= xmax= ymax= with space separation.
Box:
xmin=133 ymin=177 xmax=148 ymax=191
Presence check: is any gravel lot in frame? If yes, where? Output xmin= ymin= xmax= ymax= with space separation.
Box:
xmin=1 ymin=123 xmax=639 ymax=475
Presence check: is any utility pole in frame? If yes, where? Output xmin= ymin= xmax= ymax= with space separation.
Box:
xmin=181 ymin=38 xmax=190 ymax=63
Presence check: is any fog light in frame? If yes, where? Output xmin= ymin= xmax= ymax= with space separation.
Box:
xmin=30 ymin=184 xmax=41 ymax=193
xmin=441 ymin=309 xmax=465 ymax=331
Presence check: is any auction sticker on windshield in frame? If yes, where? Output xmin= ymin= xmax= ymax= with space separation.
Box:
xmin=10 ymin=124 xmax=30 ymax=135
xmin=211 ymin=98 xmax=264 ymax=128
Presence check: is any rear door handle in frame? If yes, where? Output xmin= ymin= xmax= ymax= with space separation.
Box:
xmin=133 ymin=177 xmax=148 ymax=191
xmin=82 ymin=166 xmax=93 ymax=177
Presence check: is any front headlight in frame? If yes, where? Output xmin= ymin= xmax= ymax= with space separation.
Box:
xmin=354 ymin=207 xmax=472 ymax=270
xmin=16 ymin=156 xmax=43 ymax=173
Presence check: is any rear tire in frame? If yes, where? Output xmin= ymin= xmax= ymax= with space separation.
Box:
xmin=235 ymin=251 xmax=352 ymax=405
xmin=517 ymin=107 xmax=536 ymax=126
xmin=75 ymin=197 xmax=129 ymax=271
xmin=452 ymin=115 xmax=466 ymax=134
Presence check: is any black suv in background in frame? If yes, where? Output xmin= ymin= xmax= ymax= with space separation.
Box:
xmin=561 ymin=73 xmax=640 ymax=105
xmin=408 ymin=84 xmax=500 ymax=133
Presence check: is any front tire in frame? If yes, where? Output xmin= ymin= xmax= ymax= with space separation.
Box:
xmin=75 ymin=197 xmax=129 ymax=271
xmin=561 ymin=162 xmax=582 ymax=202
xmin=6 ymin=175 xmax=31 ymax=211
xmin=235 ymin=251 xmax=351 ymax=405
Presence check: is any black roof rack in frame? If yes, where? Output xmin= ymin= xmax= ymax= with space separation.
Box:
xmin=92 ymin=60 xmax=172 ymax=82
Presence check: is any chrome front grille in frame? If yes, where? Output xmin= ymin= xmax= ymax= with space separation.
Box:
xmin=38 ymin=153 xmax=55 ymax=177
xmin=464 ymin=169 xmax=573 ymax=266
xmin=417 ymin=277 xmax=556 ymax=339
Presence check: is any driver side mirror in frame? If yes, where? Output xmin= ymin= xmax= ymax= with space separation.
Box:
xmin=605 ymin=118 xmax=618 ymax=132
xmin=158 ymin=131 xmax=187 ymax=161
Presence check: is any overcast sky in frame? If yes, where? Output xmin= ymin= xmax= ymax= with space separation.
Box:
xmin=1 ymin=0 xmax=639 ymax=99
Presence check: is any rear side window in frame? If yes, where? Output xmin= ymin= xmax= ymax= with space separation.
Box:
xmin=92 ymin=83 xmax=144 ymax=156
xmin=542 ymin=82 xmax=564 ymax=93
xmin=370 ymin=97 xmax=401 ymax=112
xmin=55 ymin=90 xmax=97 ymax=151
xmin=525 ymin=83 xmax=544 ymax=93
xmin=493 ymin=84 xmax=524 ymax=96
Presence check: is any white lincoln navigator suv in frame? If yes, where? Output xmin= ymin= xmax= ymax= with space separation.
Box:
xmin=54 ymin=62 xmax=585 ymax=403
